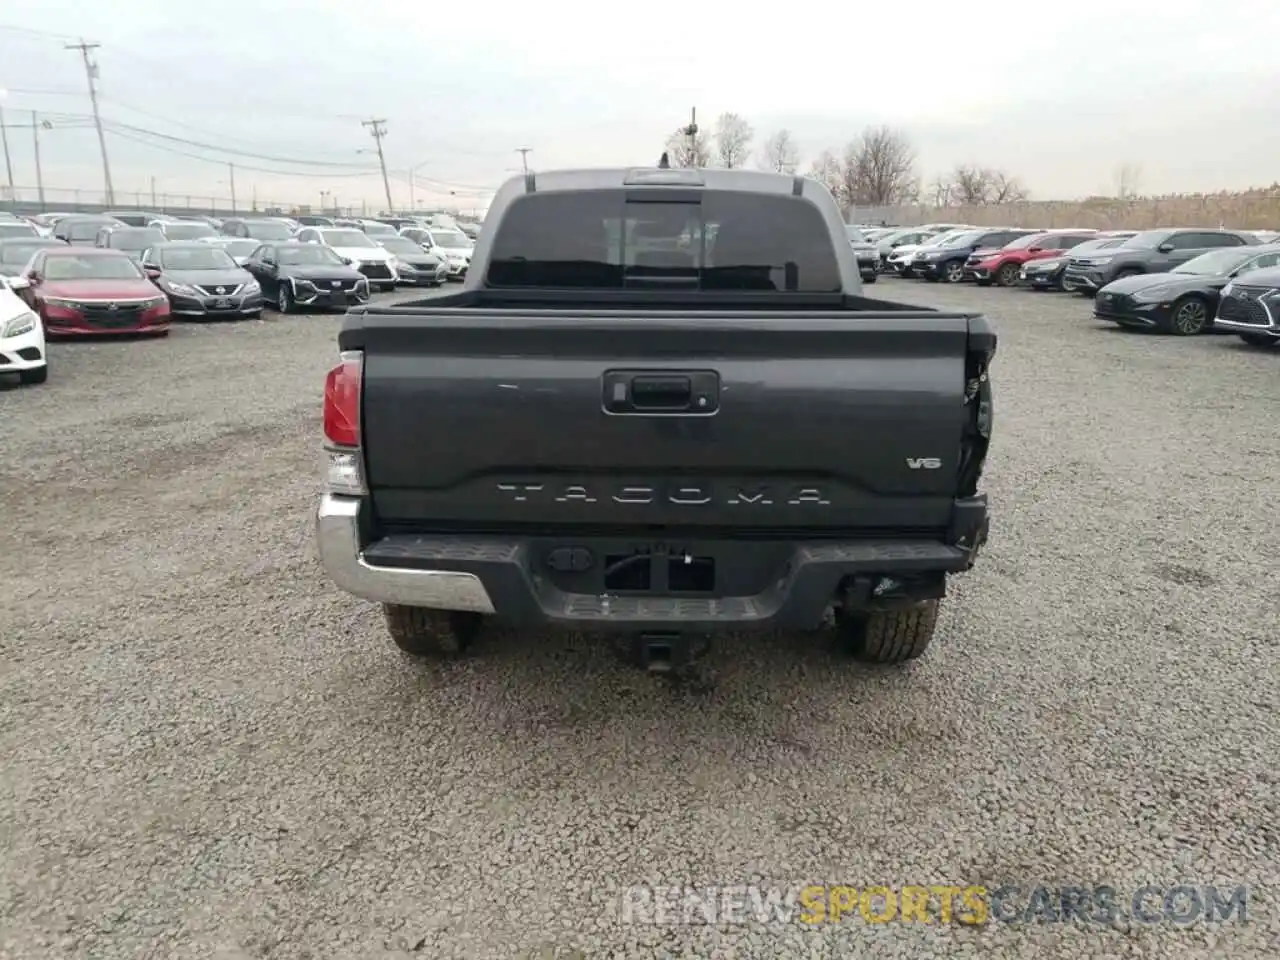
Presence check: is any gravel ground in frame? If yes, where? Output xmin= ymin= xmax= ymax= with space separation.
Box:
xmin=1 ymin=280 xmax=1277 ymax=960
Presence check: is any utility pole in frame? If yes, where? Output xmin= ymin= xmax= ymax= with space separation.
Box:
xmin=228 ymin=162 xmax=237 ymax=212
xmin=0 ymin=106 xmax=13 ymax=199
xmin=683 ymin=107 xmax=698 ymax=167
xmin=516 ymin=147 xmax=532 ymax=175
xmin=150 ymin=176 xmax=157 ymax=208
xmin=362 ymin=118 xmax=394 ymax=214
xmin=32 ymin=111 xmax=46 ymax=207
xmin=67 ymin=39 xmax=115 ymax=204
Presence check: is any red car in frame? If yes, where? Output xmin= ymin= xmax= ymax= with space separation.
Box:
xmin=963 ymin=230 xmax=1099 ymax=287
xmin=19 ymin=247 xmax=171 ymax=337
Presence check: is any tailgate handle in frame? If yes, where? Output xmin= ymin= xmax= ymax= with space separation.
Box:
xmin=630 ymin=376 xmax=691 ymax=408
xmin=602 ymin=369 xmax=720 ymax=416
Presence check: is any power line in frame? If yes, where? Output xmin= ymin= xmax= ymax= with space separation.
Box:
xmin=362 ymin=118 xmax=394 ymax=213
xmin=66 ymin=38 xmax=114 ymax=204
xmin=99 ymin=117 xmax=381 ymax=169
xmin=102 ymin=124 xmax=385 ymax=180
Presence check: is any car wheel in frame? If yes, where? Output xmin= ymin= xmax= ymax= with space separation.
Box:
xmin=382 ymin=604 xmax=485 ymax=658
xmin=277 ymin=283 xmax=293 ymax=313
xmin=943 ymin=260 xmax=965 ymax=283
xmin=1167 ymin=296 xmax=1209 ymax=336
xmin=997 ymin=262 xmax=1022 ymax=287
xmin=1240 ymin=333 xmax=1278 ymax=348
xmin=838 ymin=599 xmax=940 ymax=664
xmin=19 ymin=365 xmax=48 ymax=385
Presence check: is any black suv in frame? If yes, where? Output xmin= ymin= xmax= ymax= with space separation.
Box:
xmin=913 ymin=228 xmax=1039 ymax=283
xmin=1063 ymin=228 xmax=1258 ymax=294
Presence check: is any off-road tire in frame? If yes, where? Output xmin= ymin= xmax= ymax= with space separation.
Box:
xmin=19 ymin=365 xmax=48 ymax=385
xmin=382 ymin=604 xmax=483 ymax=658
xmin=840 ymin=599 xmax=940 ymax=664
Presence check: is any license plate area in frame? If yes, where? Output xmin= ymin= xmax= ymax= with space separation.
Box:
xmin=213 ymin=298 xmax=232 ymax=309
xmin=537 ymin=538 xmax=791 ymax=598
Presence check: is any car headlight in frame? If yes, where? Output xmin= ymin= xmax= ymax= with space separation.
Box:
xmin=1087 ymin=256 xmax=1115 ymax=265
xmin=242 ymin=280 xmax=261 ymax=295
xmin=43 ymin=297 xmax=79 ymax=308
xmin=348 ymin=259 xmax=363 ymax=271
xmin=2 ymin=310 xmax=38 ymax=337
xmin=163 ymin=280 xmax=200 ymax=296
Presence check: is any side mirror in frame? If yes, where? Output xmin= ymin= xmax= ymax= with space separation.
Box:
xmin=26 ymin=272 xmax=42 ymax=285
xmin=144 ymin=265 xmax=161 ymax=279
xmin=1157 ymin=243 xmax=1174 ymax=253
xmin=6 ymin=276 xmax=31 ymax=292
xmin=342 ymin=257 xmax=352 ymax=265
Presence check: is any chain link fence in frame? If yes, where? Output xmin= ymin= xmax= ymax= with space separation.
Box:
xmin=0 ymin=184 xmax=454 ymax=219
xmin=848 ymin=195 xmax=1280 ymax=231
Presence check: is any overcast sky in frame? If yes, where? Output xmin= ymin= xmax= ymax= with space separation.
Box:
xmin=1 ymin=0 xmax=1278 ymax=213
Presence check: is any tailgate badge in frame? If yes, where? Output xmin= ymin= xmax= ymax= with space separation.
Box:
xmin=906 ymin=458 xmax=943 ymax=470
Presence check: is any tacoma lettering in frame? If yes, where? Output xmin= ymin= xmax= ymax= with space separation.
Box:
xmin=495 ymin=482 xmax=829 ymax=506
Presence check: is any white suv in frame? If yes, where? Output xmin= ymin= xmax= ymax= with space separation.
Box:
xmin=0 ymin=276 xmax=47 ymax=385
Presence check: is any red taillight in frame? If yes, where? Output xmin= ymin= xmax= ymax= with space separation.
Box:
xmin=323 ymin=351 xmax=362 ymax=447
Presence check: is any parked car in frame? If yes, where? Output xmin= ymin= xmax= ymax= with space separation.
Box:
xmin=456 ymin=222 xmax=481 ymax=240
xmin=426 ymin=226 xmax=474 ymax=279
xmin=1093 ymin=243 xmax=1280 ymax=336
xmin=0 ymin=274 xmax=47 ymax=384
xmin=0 ymin=238 xmax=67 ymax=278
xmin=295 ymin=215 xmax=335 ymax=227
xmin=219 ymin=218 xmax=296 ymax=242
xmin=844 ymin=225 xmax=880 ymax=283
xmin=374 ymin=217 xmax=420 ymax=231
xmin=295 ymin=226 xmax=398 ymax=291
xmin=140 ymin=241 xmax=264 ymax=321
xmin=194 ymin=236 xmax=262 ymax=266
xmin=53 ymin=215 xmax=125 ymax=246
xmin=94 ymin=225 xmax=167 ymax=264
xmin=242 ymin=241 xmax=370 ymax=313
xmin=375 ymin=234 xmax=449 ymax=286
xmin=1212 ymin=266 xmax=1280 ymax=348
xmin=888 ymin=229 xmax=970 ymax=277
xmin=177 ymin=215 xmax=224 ymax=230
xmin=354 ymin=219 xmax=398 ymax=239
xmin=0 ymin=220 xmax=39 ymax=241
xmin=150 ymin=219 xmax=217 ymax=241
xmin=1062 ymin=228 xmax=1258 ymax=295
xmin=964 ymin=230 xmax=1098 ymax=287
xmin=914 ymin=228 xmax=1040 ymax=283
xmin=398 ymin=226 xmax=437 ymax=251
xmin=103 ymin=210 xmax=160 ymax=227
xmin=1024 ymin=233 xmax=1136 ymax=291
xmin=315 ymin=165 xmax=995 ymax=667
xmin=16 ymin=246 xmax=170 ymax=337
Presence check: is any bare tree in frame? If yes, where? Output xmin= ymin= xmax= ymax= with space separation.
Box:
xmin=665 ymin=126 xmax=711 ymax=168
xmin=806 ymin=150 xmax=845 ymax=203
xmin=714 ymin=112 xmax=754 ymax=169
xmin=1114 ymin=163 xmax=1143 ymax=199
xmin=989 ymin=170 xmax=1028 ymax=203
xmin=757 ymin=129 xmax=799 ymax=174
xmin=950 ymin=165 xmax=994 ymax=205
xmin=927 ymin=175 xmax=953 ymax=207
xmin=847 ymin=125 xmax=918 ymax=205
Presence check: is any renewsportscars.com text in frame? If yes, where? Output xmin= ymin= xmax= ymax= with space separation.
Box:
xmin=619 ymin=884 xmax=1249 ymax=927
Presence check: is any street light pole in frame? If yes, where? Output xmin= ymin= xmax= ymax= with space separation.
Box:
xmin=0 ymin=92 xmax=15 ymax=199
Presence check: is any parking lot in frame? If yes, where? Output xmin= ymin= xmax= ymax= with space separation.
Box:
xmin=1 ymin=279 xmax=1276 ymax=959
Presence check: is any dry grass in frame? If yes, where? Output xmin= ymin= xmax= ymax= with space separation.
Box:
xmin=875 ymin=188 xmax=1280 ymax=230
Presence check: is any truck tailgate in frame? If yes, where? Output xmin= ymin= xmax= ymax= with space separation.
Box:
xmin=351 ymin=309 xmax=976 ymax=533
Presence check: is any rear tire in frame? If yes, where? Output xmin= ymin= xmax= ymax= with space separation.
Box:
xmin=277 ymin=283 xmax=294 ymax=313
xmin=1166 ymin=295 xmax=1210 ymax=336
xmin=996 ymin=262 xmax=1021 ymax=287
xmin=862 ymin=274 xmax=877 ymax=284
xmin=943 ymin=260 xmax=965 ymax=283
xmin=839 ymin=599 xmax=940 ymax=664
xmin=382 ymin=604 xmax=484 ymax=658
xmin=19 ymin=365 xmax=48 ymax=385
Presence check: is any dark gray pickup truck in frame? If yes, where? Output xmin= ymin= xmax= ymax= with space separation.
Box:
xmin=316 ymin=166 xmax=994 ymax=671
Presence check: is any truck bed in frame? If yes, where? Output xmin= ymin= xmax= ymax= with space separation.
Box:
xmin=339 ymin=293 xmax=988 ymax=539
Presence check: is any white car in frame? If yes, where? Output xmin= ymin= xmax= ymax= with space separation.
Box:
xmin=0 ymin=275 xmax=47 ymax=385
xmin=427 ymin=228 xmax=475 ymax=279
xmin=295 ymin=226 xmax=399 ymax=292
